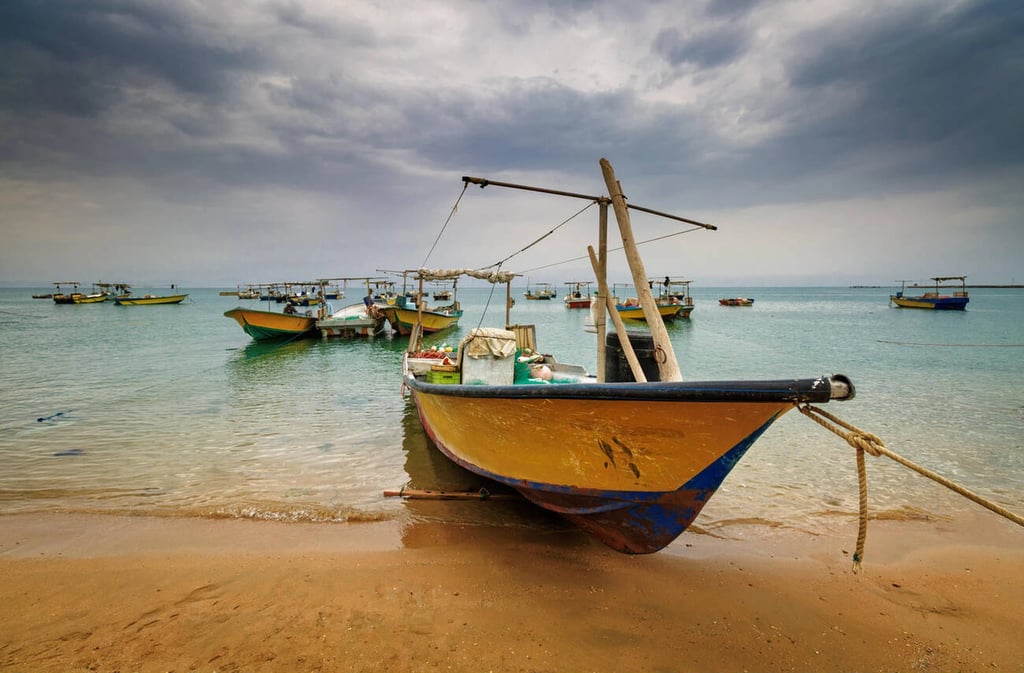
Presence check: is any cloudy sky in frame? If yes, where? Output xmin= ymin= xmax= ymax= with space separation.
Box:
xmin=1 ymin=0 xmax=1021 ymax=287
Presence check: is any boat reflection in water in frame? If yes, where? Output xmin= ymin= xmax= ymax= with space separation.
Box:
xmin=395 ymin=400 xmax=576 ymax=549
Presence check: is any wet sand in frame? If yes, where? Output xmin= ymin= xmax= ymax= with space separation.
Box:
xmin=1 ymin=511 xmax=1022 ymax=672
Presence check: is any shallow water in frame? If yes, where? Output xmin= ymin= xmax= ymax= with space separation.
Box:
xmin=1 ymin=285 xmax=1021 ymax=546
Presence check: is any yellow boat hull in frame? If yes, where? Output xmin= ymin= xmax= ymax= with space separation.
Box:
xmin=381 ymin=306 xmax=462 ymax=335
xmin=406 ymin=374 xmax=851 ymax=553
xmin=890 ymin=294 xmax=969 ymax=310
xmin=615 ymin=303 xmax=684 ymax=320
xmin=69 ymin=294 xmax=106 ymax=304
xmin=414 ymin=393 xmax=788 ymax=492
xmin=115 ymin=294 xmax=188 ymax=305
xmin=224 ymin=307 xmax=317 ymax=341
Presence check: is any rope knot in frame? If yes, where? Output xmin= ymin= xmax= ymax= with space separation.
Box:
xmin=846 ymin=430 xmax=885 ymax=457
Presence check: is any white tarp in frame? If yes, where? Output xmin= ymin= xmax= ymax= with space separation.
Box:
xmin=460 ymin=328 xmax=517 ymax=359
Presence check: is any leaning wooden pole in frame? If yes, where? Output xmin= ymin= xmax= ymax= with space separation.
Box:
xmin=599 ymin=158 xmax=682 ymax=382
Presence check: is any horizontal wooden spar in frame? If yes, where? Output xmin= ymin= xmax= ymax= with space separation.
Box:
xmin=383 ymin=488 xmax=520 ymax=501
xmin=462 ymin=175 xmax=717 ymax=230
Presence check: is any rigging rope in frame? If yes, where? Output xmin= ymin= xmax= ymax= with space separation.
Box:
xmin=421 ymin=181 xmax=469 ymax=269
xmin=796 ymin=403 xmax=1024 ymax=573
xmin=485 ymin=201 xmax=596 ymax=269
xmin=877 ymin=340 xmax=1024 ymax=348
xmin=513 ymin=224 xmax=708 ymax=274
xmin=476 ymin=264 xmax=504 ymax=330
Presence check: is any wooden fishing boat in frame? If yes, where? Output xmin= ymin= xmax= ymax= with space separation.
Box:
xmin=95 ymin=282 xmax=132 ymax=301
xmin=432 ymin=282 xmax=453 ymax=301
xmin=401 ymin=162 xmax=856 ymax=555
xmin=52 ymin=281 xmax=104 ymax=304
xmin=890 ymin=276 xmax=969 ymax=310
xmin=321 ymin=284 xmax=344 ymax=300
xmin=115 ymin=293 xmax=188 ymax=305
xmin=524 ymin=282 xmax=556 ymax=300
xmin=380 ymin=300 xmax=463 ymax=336
xmin=563 ymin=282 xmax=592 ymax=308
xmin=236 ymin=285 xmax=261 ymax=300
xmin=719 ymin=297 xmax=754 ymax=306
xmin=223 ymin=306 xmax=318 ymax=341
xmin=71 ymin=294 xmax=106 ymax=304
xmin=609 ymin=282 xmax=687 ymax=320
xmin=377 ymin=274 xmax=463 ymax=335
xmin=615 ymin=299 xmax=685 ymax=320
xmin=662 ymin=278 xmax=695 ymax=318
xmin=72 ymin=285 xmax=108 ymax=304
xmin=284 ymin=283 xmax=321 ymax=307
xmin=316 ymin=302 xmax=387 ymax=338
xmin=51 ymin=282 xmax=81 ymax=304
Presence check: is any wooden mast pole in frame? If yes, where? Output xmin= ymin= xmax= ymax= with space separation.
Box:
xmin=599 ymin=158 xmax=682 ymax=382
xmin=596 ymin=200 xmax=609 ymax=380
xmin=588 ymin=245 xmax=645 ymax=382
xmin=505 ymin=280 xmax=511 ymax=327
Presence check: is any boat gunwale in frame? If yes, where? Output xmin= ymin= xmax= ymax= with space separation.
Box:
xmin=114 ymin=294 xmax=188 ymax=305
xmin=405 ymin=373 xmax=843 ymax=403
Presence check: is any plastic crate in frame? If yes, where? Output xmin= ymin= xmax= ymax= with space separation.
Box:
xmin=426 ymin=369 xmax=461 ymax=384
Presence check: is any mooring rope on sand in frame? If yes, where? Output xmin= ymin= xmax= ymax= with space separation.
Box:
xmin=796 ymin=403 xmax=1024 ymax=573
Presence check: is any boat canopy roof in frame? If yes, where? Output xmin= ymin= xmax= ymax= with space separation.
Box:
xmin=415 ymin=268 xmax=517 ymax=284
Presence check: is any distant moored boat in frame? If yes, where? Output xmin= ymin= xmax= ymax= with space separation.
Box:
xmin=890 ymin=276 xmax=969 ymax=310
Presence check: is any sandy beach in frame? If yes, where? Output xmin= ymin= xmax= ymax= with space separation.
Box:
xmin=1 ymin=510 xmax=1021 ymax=673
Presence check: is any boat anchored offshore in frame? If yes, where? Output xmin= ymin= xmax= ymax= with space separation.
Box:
xmin=114 ymin=285 xmax=188 ymax=305
xmin=524 ymin=282 xmax=556 ymax=300
xmin=890 ymin=276 xmax=969 ymax=310
xmin=400 ymin=161 xmax=856 ymax=555
xmin=563 ymin=281 xmax=593 ymax=308
xmin=613 ymin=279 xmax=688 ymax=321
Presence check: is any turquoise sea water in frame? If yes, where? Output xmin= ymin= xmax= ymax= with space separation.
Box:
xmin=1 ymin=286 xmax=1022 ymax=544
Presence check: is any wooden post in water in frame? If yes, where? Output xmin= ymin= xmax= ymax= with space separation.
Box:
xmin=599 ymin=158 xmax=682 ymax=382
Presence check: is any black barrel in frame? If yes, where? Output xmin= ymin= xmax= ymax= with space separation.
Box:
xmin=605 ymin=331 xmax=661 ymax=382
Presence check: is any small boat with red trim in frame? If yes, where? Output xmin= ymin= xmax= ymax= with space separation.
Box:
xmin=719 ymin=297 xmax=754 ymax=306
xmin=563 ymin=282 xmax=592 ymax=308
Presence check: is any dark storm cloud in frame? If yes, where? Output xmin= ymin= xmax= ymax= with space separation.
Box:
xmin=598 ymin=0 xmax=1024 ymax=211
xmin=704 ymin=0 xmax=761 ymax=19
xmin=0 ymin=1 xmax=263 ymax=112
xmin=1 ymin=0 xmax=1020 ymax=285
xmin=775 ymin=0 xmax=1024 ymax=189
xmin=652 ymin=27 xmax=750 ymax=69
